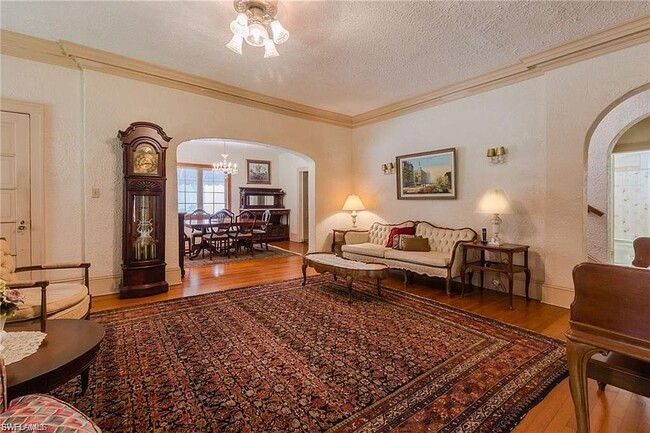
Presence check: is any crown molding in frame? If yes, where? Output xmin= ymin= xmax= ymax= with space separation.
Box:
xmin=351 ymin=14 xmax=650 ymax=127
xmin=1 ymin=14 xmax=649 ymax=129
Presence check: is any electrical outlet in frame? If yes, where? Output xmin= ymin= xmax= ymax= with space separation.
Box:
xmin=91 ymin=188 xmax=100 ymax=198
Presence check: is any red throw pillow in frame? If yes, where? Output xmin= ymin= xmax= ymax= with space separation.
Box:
xmin=385 ymin=226 xmax=415 ymax=247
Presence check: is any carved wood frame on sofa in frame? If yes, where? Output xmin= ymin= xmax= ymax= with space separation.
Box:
xmin=340 ymin=220 xmax=477 ymax=296
xmin=0 ymin=238 xmax=91 ymax=332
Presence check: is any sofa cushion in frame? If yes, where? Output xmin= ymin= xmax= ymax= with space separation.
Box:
xmin=341 ymin=243 xmax=389 ymax=258
xmin=403 ymin=237 xmax=431 ymax=251
xmin=385 ymin=226 xmax=416 ymax=248
xmin=392 ymin=234 xmax=415 ymax=250
xmin=8 ymin=284 xmax=88 ymax=322
xmin=367 ymin=221 xmax=416 ymax=245
xmin=385 ymin=249 xmax=450 ymax=267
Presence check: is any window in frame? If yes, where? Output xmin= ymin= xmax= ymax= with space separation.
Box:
xmin=612 ymin=149 xmax=650 ymax=265
xmin=178 ymin=164 xmax=230 ymax=213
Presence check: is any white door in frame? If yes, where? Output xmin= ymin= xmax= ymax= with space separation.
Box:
xmin=0 ymin=111 xmax=31 ymax=266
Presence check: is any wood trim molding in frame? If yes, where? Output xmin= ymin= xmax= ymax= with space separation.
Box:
xmin=2 ymin=14 xmax=649 ymax=128
xmin=352 ymin=14 xmax=650 ymax=127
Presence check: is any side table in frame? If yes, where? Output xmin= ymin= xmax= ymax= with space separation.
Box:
xmin=6 ymin=319 xmax=105 ymax=400
xmin=461 ymin=243 xmax=531 ymax=310
xmin=331 ymin=228 xmax=366 ymax=257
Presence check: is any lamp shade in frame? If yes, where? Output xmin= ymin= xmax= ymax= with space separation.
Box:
xmin=476 ymin=189 xmax=512 ymax=214
xmin=342 ymin=194 xmax=365 ymax=211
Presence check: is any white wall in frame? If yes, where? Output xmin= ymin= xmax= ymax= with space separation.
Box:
xmin=352 ymin=43 xmax=650 ymax=307
xmin=278 ymin=152 xmax=313 ymax=242
xmin=1 ymin=55 xmax=352 ymax=295
xmin=2 ymin=42 xmax=648 ymax=305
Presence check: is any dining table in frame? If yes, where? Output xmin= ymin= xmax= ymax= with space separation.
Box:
xmin=184 ymin=218 xmax=260 ymax=259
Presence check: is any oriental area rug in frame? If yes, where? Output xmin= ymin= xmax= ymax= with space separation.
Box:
xmin=54 ymin=275 xmax=567 ymax=433
xmin=185 ymin=245 xmax=297 ymax=267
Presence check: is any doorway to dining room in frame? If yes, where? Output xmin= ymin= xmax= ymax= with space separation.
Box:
xmin=175 ymin=137 xmax=315 ymax=254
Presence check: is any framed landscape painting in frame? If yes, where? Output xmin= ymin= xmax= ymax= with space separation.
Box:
xmin=396 ymin=148 xmax=456 ymax=199
xmin=246 ymin=159 xmax=271 ymax=184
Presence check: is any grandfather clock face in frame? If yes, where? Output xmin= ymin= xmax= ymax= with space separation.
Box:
xmin=133 ymin=144 xmax=159 ymax=175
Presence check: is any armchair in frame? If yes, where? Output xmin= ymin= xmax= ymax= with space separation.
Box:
xmin=0 ymin=238 xmax=91 ymax=332
xmin=1 ymin=357 xmax=101 ymax=432
xmin=567 ymin=262 xmax=650 ymax=433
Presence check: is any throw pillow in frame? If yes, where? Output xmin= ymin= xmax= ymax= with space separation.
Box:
xmin=385 ymin=226 xmax=415 ymax=248
xmin=392 ymin=234 xmax=416 ymax=250
xmin=402 ymin=237 xmax=431 ymax=251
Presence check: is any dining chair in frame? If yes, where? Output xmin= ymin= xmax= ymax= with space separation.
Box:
xmin=203 ymin=210 xmax=233 ymax=259
xmin=253 ymin=209 xmax=272 ymax=251
xmin=233 ymin=211 xmax=257 ymax=257
xmin=187 ymin=209 xmax=211 ymax=257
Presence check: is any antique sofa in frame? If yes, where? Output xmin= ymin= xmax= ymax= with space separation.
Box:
xmin=341 ymin=221 xmax=477 ymax=296
xmin=0 ymin=238 xmax=91 ymax=332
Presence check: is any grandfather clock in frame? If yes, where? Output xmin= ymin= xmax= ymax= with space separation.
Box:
xmin=118 ymin=122 xmax=172 ymax=298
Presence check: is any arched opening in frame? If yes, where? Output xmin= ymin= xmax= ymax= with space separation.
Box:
xmin=586 ymin=85 xmax=650 ymax=264
xmin=175 ymin=137 xmax=316 ymax=254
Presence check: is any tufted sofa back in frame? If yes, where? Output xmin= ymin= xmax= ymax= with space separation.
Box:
xmin=0 ymin=238 xmax=16 ymax=282
xmin=415 ymin=221 xmax=477 ymax=253
xmin=367 ymin=221 xmax=417 ymax=245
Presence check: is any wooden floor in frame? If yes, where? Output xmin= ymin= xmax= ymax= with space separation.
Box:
xmin=93 ymin=241 xmax=649 ymax=433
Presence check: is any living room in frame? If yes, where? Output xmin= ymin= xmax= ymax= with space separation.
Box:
xmin=1 ymin=1 xmax=649 ymax=432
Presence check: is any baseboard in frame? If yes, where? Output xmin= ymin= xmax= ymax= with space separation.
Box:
xmin=88 ymin=267 xmax=182 ymax=297
xmin=541 ymin=284 xmax=574 ymax=309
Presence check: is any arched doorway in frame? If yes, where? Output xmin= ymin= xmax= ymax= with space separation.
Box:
xmin=586 ymin=85 xmax=650 ymax=263
xmin=175 ymin=137 xmax=316 ymax=251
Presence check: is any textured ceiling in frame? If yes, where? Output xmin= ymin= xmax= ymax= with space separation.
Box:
xmin=1 ymin=1 xmax=648 ymax=115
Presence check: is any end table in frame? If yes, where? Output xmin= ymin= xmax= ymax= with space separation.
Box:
xmin=461 ymin=243 xmax=531 ymax=310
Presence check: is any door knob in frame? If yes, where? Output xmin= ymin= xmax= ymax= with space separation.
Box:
xmin=17 ymin=220 xmax=26 ymax=231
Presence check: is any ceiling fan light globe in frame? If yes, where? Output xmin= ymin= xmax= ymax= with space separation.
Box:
xmin=230 ymin=18 xmax=249 ymax=37
xmin=226 ymin=34 xmax=244 ymax=54
xmin=270 ymin=20 xmax=289 ymax=44
xmin=264 ymin=39 xmax=279 ymax=58
xmin=245 ymin=23 xmax=268 ymax=47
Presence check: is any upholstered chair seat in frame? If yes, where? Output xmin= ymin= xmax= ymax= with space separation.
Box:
xmin=1 ymin=358 xmax=102 ymax=432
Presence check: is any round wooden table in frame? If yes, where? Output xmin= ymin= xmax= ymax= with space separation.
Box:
xmin=6 ymin=319 xmax=105 ymax=401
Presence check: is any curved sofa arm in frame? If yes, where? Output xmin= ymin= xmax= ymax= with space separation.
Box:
xmin=344 ymin=231 xmax=369 ymax=245
xmin=449 ymin=240 xmax=478 ymax=278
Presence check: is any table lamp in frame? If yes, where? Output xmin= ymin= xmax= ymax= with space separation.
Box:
xmin=476 ymin=189 xmax=512 ymax=246
xmin=342 ymin=194 xmax=365 ymax=228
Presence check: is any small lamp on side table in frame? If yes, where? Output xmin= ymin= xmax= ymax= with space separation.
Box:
xmin=476 ymin=189 xmax=512 ymax=246
xmin=342 ymin=194 xmax=365 ymax=229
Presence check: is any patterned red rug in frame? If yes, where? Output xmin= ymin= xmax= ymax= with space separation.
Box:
xmin=54 ymin=275 xmax=567 ymax=432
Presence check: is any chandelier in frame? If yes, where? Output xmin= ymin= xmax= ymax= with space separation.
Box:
xmin=212 ymin=141 xmax=238 ymax=176
xmin=226 ymin=0 xmax=290 ymax=58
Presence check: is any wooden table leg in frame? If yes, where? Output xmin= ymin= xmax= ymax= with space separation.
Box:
xmin=524 ymin=249 xmax=531 ymax=300
xmin=80 ymin=367 xmax=90 ymax=394
xmin=567 ymin=340 xmax=600 ymax=433
xmin=346 ymin=275 xmax=353 ymax=304
xmin=508 ymin=250 xmax=514 ymax=310
xmin=376 ymin=277 xmax=382 ymax=296
xmin=301 ymin=261 xmax=308 ymax=286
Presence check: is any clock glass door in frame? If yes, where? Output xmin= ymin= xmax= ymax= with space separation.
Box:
xmin=131 ymin=195 xmax=160 ymax=262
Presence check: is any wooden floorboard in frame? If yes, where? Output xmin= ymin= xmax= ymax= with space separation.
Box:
xmin=91 ymin=241 xmax=649 ymax=433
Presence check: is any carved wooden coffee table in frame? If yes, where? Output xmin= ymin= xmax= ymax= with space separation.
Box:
xmin=302 ymin=252 xmax=389 ymax=303
xmin=6 ymin=319 xmax=105 ymax=401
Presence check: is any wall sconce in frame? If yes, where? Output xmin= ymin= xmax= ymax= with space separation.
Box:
xmin=381 ymin=162 xmax=395 ymax=174
xmin=487 ymin=146 xmax=507 ymax=164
